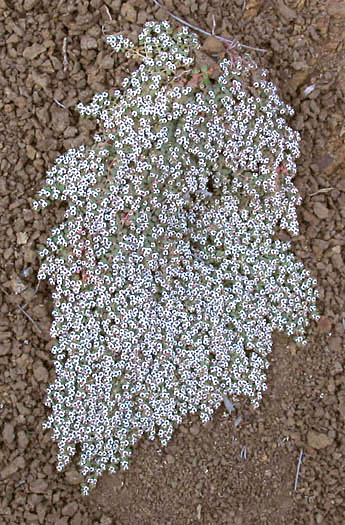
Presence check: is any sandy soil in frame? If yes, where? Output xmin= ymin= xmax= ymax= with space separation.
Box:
xmin=0 ymin=0 xmax=344 ymax=523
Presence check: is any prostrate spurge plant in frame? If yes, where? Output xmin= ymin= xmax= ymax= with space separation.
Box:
xmin=32 ymin=21 xmax=319 ymax=495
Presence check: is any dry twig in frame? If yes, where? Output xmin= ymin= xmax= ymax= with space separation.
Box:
xmin=211 ymin=14 xmax=216 ymax=35
xmin=54 ymin=99 xmax=66 ymax=108
xmin=0 ymin=283 xmax=42 ymax=334
xmin=151 ymin=0 xmax=267 ymax=53
xmin=294 ymin=449 xmax=304 ymax=491
xmin=63 ymin=37 xmax=68 ymax=72
xmin=104 ymin=5 xmax=112 ymax=20
xmin=309 ymin=187 xmax=334 ymax=197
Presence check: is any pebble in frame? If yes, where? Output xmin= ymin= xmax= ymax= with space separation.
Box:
xmin=23 ymin=43 xmax=46 ymax=60
xmin=317 ymin=316 xmax=333 ymax=334
xmin=33 ymin=362 xmax=49 ymax=383
xmin=62 ymin=502 xmax=79 ymax=517
xmin=17 ymin=430 xmax=30 ymax=450
xmin=307 ymin=430 xmax=333 ymax=450
xmin=1 ymin=460 xmax=19 ymax=479
xmin=16 ymin=232 xmax=28 ymax=245
xmin=23 ymin=0 xmax=39 ymax=9
xmin=166 ymin=454 xmax=175 ymax=464
xmin=100 ymin=517 xmax=113 ymax=525
xmin=202 ymin=36 xmax=224 ymax=54
xmin=50 ymin=105 xmax=70 ymax=134
xmin=3 ymin=422 xmax=15 ymax=444
xmin=190 ymin=423 xmax=200 ymax=436
xmin=30 ymin=478 xmax=48 ymax=493
xmin=328 ymin=336 xmax=342 ymax=352
xmin=313 ymin=202 xmax=329 ymax=219
xmin=102 ymin=55 xmax=115 ymax=70
xmin=80 ymin=35 xmax=98 ymax=50
xmin=276 ymin=0 xmax=296 ymax=21
xmin=121 ymin=2 xmax=137 ymax=23
xmin=327 ymin=0 xmax=345 ymax=17
xmin=65 ymin=469 xmax=84 ymax=486
xmin=31 ymin=70 xmax=49 ymax=90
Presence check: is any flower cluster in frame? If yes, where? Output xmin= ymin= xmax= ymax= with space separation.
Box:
xmin=32 ymin=21 xmax=319 ymax=495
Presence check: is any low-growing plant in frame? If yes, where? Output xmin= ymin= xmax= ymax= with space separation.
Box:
xmin=32 ymin=20 xmax=319 ymax=495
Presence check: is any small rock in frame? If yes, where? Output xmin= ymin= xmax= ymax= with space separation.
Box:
xmin=100 ymin=516 xmax=113 ymax=525
xmin=312 ymin=239 xmax=328 ymax=258
xmin=291 ymin=61 xmax=308 ymax=71
xmin=16 ymin=232 xmax=28 ymax=245
xmin=31 ymin=69 xmax=49 ymax=90
xmin=65 ymin=469 xmax=84 ymax=486
xmin=80 ymin=35 xmax=98 ymax=50
xmin=102 ymin=55 xmax=114 ymax=70
xmin=313 ymin=202 xmax=329 ymax=219
xmin=153 ymin=7 xmax=166 ymax=21
xmin=30 ymin=478 xmax=48 ymax=493
xmin=17 ymin=430 xmax=30 ymax=450
xmin=307 ymin=430 xmax=333 ymax=450
xmin=71 ymin=512 xmax=84 ymax=525
xmin=3 ymin=247 xmax=13 ymax=261
xmin=62 ymin=502 xmax=79 ymax=517
xmin=289 ymin=343 xmax=297 ymax=356
xmin=36 ymin=503 xmax=47 ymax=523
xmin=327 ymin=0 xmax=345 ymax=17
xmin=23 ymin=43 xmax=46 ymax=60
xmin=26 ymin=144 xmax=36 ymax=160
xmin=1 ymin=460 xmax=19 ymax=479
xmin=317 ymin=316 xmax=333 ymax=334
xmin=64 ymin=126 xmax=78 ymax=138
xmin=0 ymin=343 xmax=11 ymax=356
xmin=121 ymin=2 xmax=137 ymax=23
xmin=3 ymin=422 xmax=15 ymax=444
xmin=137 ymin=10 xmax=147 ymax=25
xmin=166 ymin=454 xmax=175 ymax=465
xmin=318 ymin=154 xmax=335 ymax=171
xmin=50 ymin=105 xmax=70 ymax=134
xmin=10 ymin=274 xmax=26 ymax=294
xmin=55 ymin=518 xmax=69 ymax=525
xmin=33 ymin=363 xmax=49 ymax=383
xmin=338 ymin=400 xmax=345 ymax=419
xmin=23 ymin=0 xmax=39 ymax=9
xmin=328 ymin=336 xmax=342 ymax=352
xmin=243 ymin=0 xmax=265 ymax=19
xmin=190 ymin=423 xmax=200 ymax=436
xmin=202 ymin=36 xmax=224 ymax=54
xmin=331 ymin=252 xmax=344 ymax=268
xmin=277 ymin=0 xmax=297 ymax=21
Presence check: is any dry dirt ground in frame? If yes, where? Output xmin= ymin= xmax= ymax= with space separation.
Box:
xmin=0 ymin=0 xmax=345 ymax=524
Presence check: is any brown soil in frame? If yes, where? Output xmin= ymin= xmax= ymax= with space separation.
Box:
xmin=1 ymin=0 xmax=345 ymax=524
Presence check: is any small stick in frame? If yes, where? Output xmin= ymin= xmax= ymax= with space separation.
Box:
xmin=151 ymin=0 xmax=267 ymax=53
xmin=22 ymin=281 xmax=40 ymax=310
xmin=63 ymin=37 xmax=68 ymax=72
xmin=294 ymin=449 xmax=303 ymax=492
xmin=54 ymin=99 xmax=66 ymax=109
xmin=212 ymin=14 xmax=216 ymax=36
xmin=309 ymin=187 xmax=334 ymax=197
xmin=168 ymin=68 xmax=192 ymax=85
xmin=17 ymin=303 xmax=42 ymax=334
xmin=223 ymin=394 xmax=236 ymax=414
xmin=0 ymin=284 xmax=42 ymax=334
xmin=104 ymin=5 xmax=112 ymax=20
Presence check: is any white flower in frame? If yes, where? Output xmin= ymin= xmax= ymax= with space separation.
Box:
xmin=32 ymin=20 xmax=319 ymax=497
